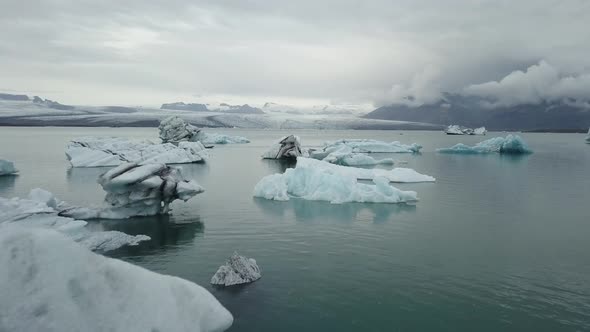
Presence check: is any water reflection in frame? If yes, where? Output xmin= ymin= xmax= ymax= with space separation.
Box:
xmin=0 ymin=174 xmax=17 ymax=196
xmin=261 ymin=159 xmax=296 ymax=174
xmin=95 ymin=214 xmax=204 ymax=257
xmin=254 ymin=197 xmax=415 ymax=223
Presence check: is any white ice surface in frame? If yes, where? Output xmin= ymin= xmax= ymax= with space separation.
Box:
xmin=310 ymin=145 xmax=394 ymax=166
xmin=0 ymin=226 xmax=233 ymax=332
xmin=437 ymin=135 xmax=533 ymax=154
xmin=66 ymin=137 xmax=208 ymax=167
xmin=0 ymin=189 xmax=150 ymax=252
xmin=253 ymin=158 xmax=433 ymax=204
xmin=195 ymin=132 xmax=250 ymax=144
xmin=473 ymin=127 xmax=487 ymax=135
xmin=211 ymin=252 xmax=262 ymax=286
xmin=0 ymin=159 xmax=18 ymax=175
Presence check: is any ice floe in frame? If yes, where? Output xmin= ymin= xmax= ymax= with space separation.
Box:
xmin=0 ymin=159 xmax=18 ymax=175
xmin=66 ymin=136 xmax=208 ymax=167
xmin=0 ymin=226 xmax=233 ymax=332
xmin=0 ymin=189 xmax=150 ymax=252
xmin=310 ymin=145 xmax=393 ymax=166
xmin=211 ymin=252 xmax=262 ymax=286
xmin=437 ymin=135 xmax=533 ymax=154
xmin=62 ymin=163 xmax=204 ymax=219
xmin=159 ymin=116 xmax=249 ymax=145
xmin=319 ymin=139 xmax=422 ymax=154
xmin=253 ymin=158 xmax=433 ymax=204
xmin=262 ymin=135 xmax=308 ymax=159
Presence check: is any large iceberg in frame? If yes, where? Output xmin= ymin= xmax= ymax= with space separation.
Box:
xmin=437 ymin=135 xmax=533 ymax=154
xmin=0 ymin=159 xmax=18 ymax=176
xmin=66 ymin=136 xmax=208 ymax=167
xmin=0 ymin=189 xmax=150 ymax=252
xmin=211 ymin=252 xmax=262 ymax=286
xmin=262 ymin=135 xmax=308 ymax=159
xmin=62 ymin=163 xmax=204 ymax=219
xmin=159 ymin=116 xmax=249 ymax=145
xmin=253 ymin=158 xmax=434 ymax=204
xmin=320 ymin=139 xmax=422 ymax=154
xmin=0 ymin=227 xmax=233 ymax=332
xmin=310 ymin=145 xmax=393 ymax=166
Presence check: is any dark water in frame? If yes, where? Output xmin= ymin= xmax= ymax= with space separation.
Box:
xmin=1 ymin=127 xmax=589 ymax=331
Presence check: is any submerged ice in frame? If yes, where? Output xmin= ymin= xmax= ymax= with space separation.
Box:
xmin=437 ymin=135 xmax=533 ymax=154
xmin=62 ymin=163 xmax=204 ymax=219
xmin=0 ymin=189 xmax=149 ymax=252
xmin=211 ymin=252 xmax=262 ymax=286
xmin=0 ymin=159 xmax=18 ymax=176
xmin=262 ymin=135 xmax=308 ymax=159
xmin=253 ymin=158 xmax=434 ymax=204
xmin=66 ymin=136 xmax=208 ymax=167
xmin=0 ymin=227 xmax=233 ymax=332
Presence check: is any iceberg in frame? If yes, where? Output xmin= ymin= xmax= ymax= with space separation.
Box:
xmin=158 ymin=115 xmax=201 ymax=144
xmin=0 ymin=189 xmax=150 ymax=252
xmin=586 ymin=128 xmax=590 ymax=143
xmin=159 ymin=116 xmax=249 ymax=145
xmin=0 ymin=227 xmax=233 ymax=332
xmin=437 ymin=135 xmax=533 ymax=154
xmin=211 ymin=252 xmax=262 ymax=286
xmin=310 ymin=145 xmax=393 ymax=166
xmin=253 ymin=158 xmax=434 ymax=204
xmin=320 ymin=139 xmax=422 ymax=153
xmin=0 ymin=159 xmax=18 ymax=176
xmin=262 ymin=135 xmax=308 ymax=159
xmin=66 ymin=136 xmax=208 ymax=167
xmin=61 ymin=163 xmax=204 ymax=219
xmin=445 ymin=125 xmax=487 ymax=135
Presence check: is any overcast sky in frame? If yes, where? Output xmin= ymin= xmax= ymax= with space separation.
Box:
xmin=1 ymin=0 xmax=589 ymax=107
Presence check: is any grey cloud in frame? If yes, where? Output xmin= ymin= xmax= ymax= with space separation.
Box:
xmin=0 ymin=0 xmax=589 ymax=106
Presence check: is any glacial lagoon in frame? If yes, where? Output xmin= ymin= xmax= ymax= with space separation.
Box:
xmin=1 ymin=127 xmax=589 ymax=331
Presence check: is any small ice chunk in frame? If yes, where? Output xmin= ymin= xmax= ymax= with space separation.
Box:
xmin=473 ymin=127 xmax=487 ymax=135
xmin=0 ymin=159 xmax=18 ymax=176
xmin=437 ymin=135 xmax=533 ymax=154
xmin=262 ymin=135 xmax=308 ymax=159
xmin=0 ymin=227 xmax=233 ymax=332
xmin=585 ymin=128 xmax=590 ymax=143
xmin=211 ymin=252 xmax=262 ymax=286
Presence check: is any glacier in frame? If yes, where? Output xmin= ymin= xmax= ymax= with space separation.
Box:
xmin=61 ymin=163 xmax=204 ymax=219
xmin=437 ymin=135 xmax=533 ymax=154
xmin=0 ymin=189 xmax=150 ymax=252
xmin=66 ymin=136 xmax=209 ymax=167
xmin=0 ymin=226 xmax=233 ymax=332
xmin=320 ymin=139 xmax=422 ymax=154
xmin=159 ymin=115 xmax=250 ymax=145
xmin=262 ymin=135 xmax=309 ymax=159
xmin=310 ymin=145 xmax=393 ymax=166
xmin=0 ymin=159 xmax=18 ymax=176
xmin=253 ymin=158 xmax=434 ymax=204
xmin=211 ymin=252 xmax=262 ymax=286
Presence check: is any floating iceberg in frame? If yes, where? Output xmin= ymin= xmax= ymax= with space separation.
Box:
xmin=62 ymin=163 xmax=204 ymax=219
xmin=0 ymin=159 xmax=18 ymax=176
xmin=0 ymin=227 xmax=233 ymax=332
xmin=310 ymin=145 xmax=393 ymax=166
xmin=66 ymin=136 xmax=208 ymax=167
xmin=586 ymin=128 xmax=590 ymax=143
xmin=445 ymin=125 xmax=487 ymax=135
xmin=262 ymin=135 xmax=308 ymax=159
xmin=320 ymin=139 xmax=422 ymax=154
xmin=253 ymin=158 xmax=433 ymax=204
xmin=159 ymin=116 xmax=249 ymax=145
xmin=211 ymin=252 xmax=262 ymax=286
xmin=437 ymin=135 xmax=533 ymax=154
xmin=0 ymin=189 xmax=150 ymax=252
